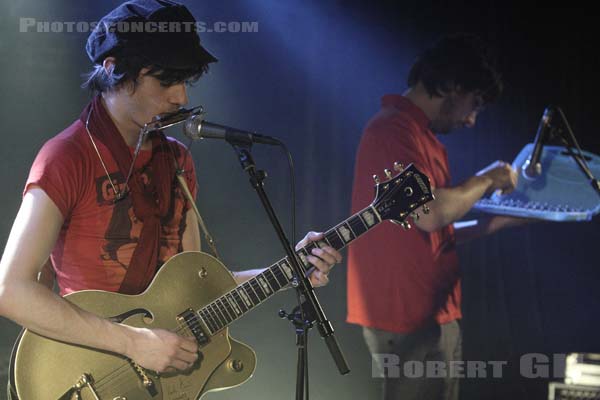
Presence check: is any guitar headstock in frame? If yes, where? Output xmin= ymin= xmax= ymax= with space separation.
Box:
xmin=371 ymin=162 xmax=434 ymax=229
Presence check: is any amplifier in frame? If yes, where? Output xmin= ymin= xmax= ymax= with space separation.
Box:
xmin=566 ymin=353 xmax=600 ymax=386
xmin=548 ymin=382 xmax=600 ymax=400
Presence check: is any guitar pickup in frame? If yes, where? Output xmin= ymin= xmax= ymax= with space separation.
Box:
xmin=177 ymin=308 xmax=210 ymax=345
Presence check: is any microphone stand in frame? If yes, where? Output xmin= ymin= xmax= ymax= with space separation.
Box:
xmin=553 ymin=107 xmax=600 ymax=198
xmin=228 ymin=140 xmax=349 ymax=400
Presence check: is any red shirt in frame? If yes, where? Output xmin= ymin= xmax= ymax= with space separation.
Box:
xmin=346 ymin=95 xmax=461 ymax=333
xmin=26 ymin=119 xmax=196 ymax=295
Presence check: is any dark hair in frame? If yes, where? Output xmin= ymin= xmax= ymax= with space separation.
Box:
xmin=82 ymin=50 xmax=209 ymax=94
xmin=407 ymin=33 xmax=503 ymax=103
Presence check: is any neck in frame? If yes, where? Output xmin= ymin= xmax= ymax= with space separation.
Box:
xmin=100 ymin=93 xmax=146 ymax=148
xmin=196 ymin=203 xmax=383 ymax=334
xmin=403 ymin=82 xmax=444 ymax=122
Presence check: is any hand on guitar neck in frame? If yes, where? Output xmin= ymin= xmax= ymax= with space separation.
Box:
xmin=296 ymin=231 xmax=343 ymax=287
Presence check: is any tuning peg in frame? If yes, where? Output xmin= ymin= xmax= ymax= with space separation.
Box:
xmin=422 ymin=205 xmax=430 ymax=214
xmin=384 ymin=169 xmax=393 ymax=179
xmin=411 ymin=212 xmax=420 ymax=221
xmin=393 ymin=161 xmax=404 ymax=172
xmin=373 ymin=174 xmax=380 ymax=184
xmin=401 ymin=221 xmax=411 ymax=230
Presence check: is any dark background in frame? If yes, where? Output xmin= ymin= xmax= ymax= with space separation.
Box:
xmin=0 ymin=1 xmax=598 ymax=399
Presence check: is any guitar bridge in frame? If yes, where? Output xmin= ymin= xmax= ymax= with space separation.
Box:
xmin=177 ymin=308 xmax=210 ymax=345
xmin=60 ymin=373 xmax=100 ymax=400
xmin=130 ymin=361 xmax=158 ymax=396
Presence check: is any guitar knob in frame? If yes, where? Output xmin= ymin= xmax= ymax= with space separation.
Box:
xmin=422 ymin=205 xmax=430 ymax=214
xmin=411 ymin=212 xmax=420 ymax=221
xmin=373 ymin=174 xmax=380 ymax=184
xmin=228 ymin=359 xmax=244 ymax=372
xmin=393 ymin=161 xmax=404 ymax=172
xmin=401 ymin=221 xmax=411 ymax=230
xmin=384 ymin=169 xmax=392 ymax=179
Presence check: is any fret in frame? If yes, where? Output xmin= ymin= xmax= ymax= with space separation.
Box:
xmin=325 ymin=229 xmax=344 ymax=250
xmin=348 ymin=214 xmax=368 ymax=237
xmin=225 ymin=293 xmax=242 ymax=317
xmin=317 ymin=239 xmax=330 ymax=248
xmin=250 ymin=279 xmax=267 ymax=301
xmin=242 ymin=282 xmax=260 ymax=305
xmin=296 ymin=249 xmax=309 ymax=270
xmin=304 ymin=242 xmax=318 ymax=254
xmin=218 ymin=297 xmax=235 ymax=321
xmin=209 ymin=303 xmax=227 ymax=327
xmin=205 ymin=305 xmax=220 ymax=329
xmin=215 ymin=299 xmax=232 ymax=323
xmin=272 ymin=262 xmax=291 ymax=286
xmin=237 ymin=287 xmax=253 ymax=308
xmin=361 ymin=208 xmax=379 ymax=226
xmin=280 ymin=260 xmax=294 ymax=280
xmin=336 ymin=222 xmax=355 ymax=243
xmin=263 ymin=268 xmax=282 ymax=291
xmin=216 ymin=299 xmax=233 ymax=324
xmin=297 ymin=237 xmax=331 ymax=258
xmin=232 ymin=289 xmax=249 ymax=312
xmin=256 ymin=275 xmax=273 ymax=295
xmin=200 ymin=309 xmax=218 ymax=333
xmin=225 ymin=296 xmax=239 ymax=319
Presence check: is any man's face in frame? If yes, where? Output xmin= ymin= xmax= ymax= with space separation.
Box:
xmin=430 ymin=90 xmax=484 ymax=134
xmin=122 ymin=68 xmax=189 ymax=129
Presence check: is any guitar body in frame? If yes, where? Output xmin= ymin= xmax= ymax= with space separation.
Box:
xmin=12 ymin=252 xmax=256 ymax=400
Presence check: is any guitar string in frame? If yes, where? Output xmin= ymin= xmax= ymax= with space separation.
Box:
xmin=91 ymin=207 xmax=383 ymax=392
xmin=57 ymin=181 xmax=413 ymax=394
xmin=92 ymin=263 xmax=306 ymax=393
xmin=84 ymin=212 xmax=382 ymax=393
xmin=94 ymin=253 xmax=309 ymax=393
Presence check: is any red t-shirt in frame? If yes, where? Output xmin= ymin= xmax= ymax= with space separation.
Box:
xmin=25 ymin=119 xmax=197 ymax=295
xmin=346 ymin=94 xmax=461 ymax=333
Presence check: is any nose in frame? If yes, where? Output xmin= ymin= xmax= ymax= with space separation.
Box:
xmin=169 ymin=83 xmax=189 ymax=107
xmin=464 ymin=111 xmax=478 ymax=128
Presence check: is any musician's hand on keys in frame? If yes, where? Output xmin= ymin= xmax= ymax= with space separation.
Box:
xmin=296 ymin=231 xmax=343 ymax=287
xmin=124 ymin=327 xmax=199 ymax=373
xmin=477 ymin=160 xmax=518 ymax=195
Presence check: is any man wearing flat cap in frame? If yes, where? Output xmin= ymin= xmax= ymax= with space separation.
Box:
xmin=0 ymin=1 xmax=341 ymax=397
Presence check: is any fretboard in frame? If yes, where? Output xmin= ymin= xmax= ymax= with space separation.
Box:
xmin=196 ymin=205 xmax=382 ymax=335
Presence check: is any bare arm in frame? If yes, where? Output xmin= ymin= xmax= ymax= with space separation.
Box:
xmin=181 ymin=208 xmax=201 ymax=252
xmin=415 ymin=175 xmax=494 ymax=232
xmin=453 ymin=216 xmax=532 ymax=244
xmin=0 ymin=188 xmax=198 ymax=372
xmin=414 ymin=161 xmax=518 ymax=233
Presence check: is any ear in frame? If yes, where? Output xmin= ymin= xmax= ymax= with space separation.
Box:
xmin=102 ymin=57 xmax=116 ymax=75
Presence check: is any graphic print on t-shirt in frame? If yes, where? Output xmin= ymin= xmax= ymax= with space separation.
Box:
xmin=94 ymin=166 xmax=188 ymax=272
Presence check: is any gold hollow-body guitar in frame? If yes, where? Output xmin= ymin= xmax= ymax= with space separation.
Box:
xmin=10 ymin=163 xmax=433 ymax=400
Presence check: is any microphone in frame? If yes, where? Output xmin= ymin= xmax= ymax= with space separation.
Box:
xmin=183 ymin=114 xmax=281 ymax=146
xmin=522 ymin=106 xmax=556 ymax=180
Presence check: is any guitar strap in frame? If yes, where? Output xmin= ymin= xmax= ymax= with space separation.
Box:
xmin=175 ymin=169 xmax=221 ymax=260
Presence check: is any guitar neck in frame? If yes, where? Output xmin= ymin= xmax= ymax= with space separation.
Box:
xmin=196 ymin=205 xmax=383 ymax=335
